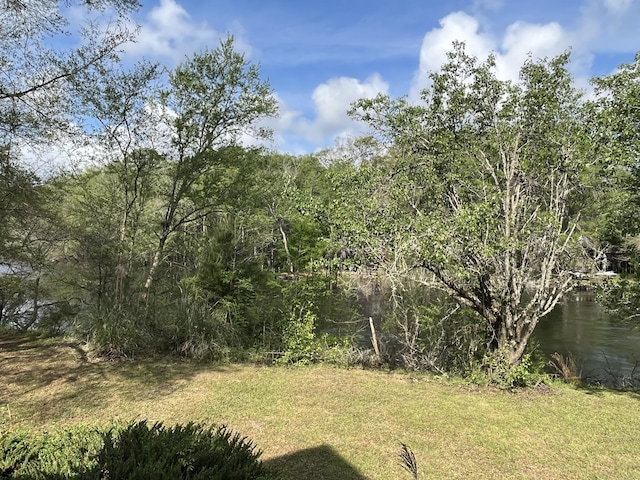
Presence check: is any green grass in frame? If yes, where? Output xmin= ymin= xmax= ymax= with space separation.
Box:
xmin=1 ymin=330 xmax=639 ymax=479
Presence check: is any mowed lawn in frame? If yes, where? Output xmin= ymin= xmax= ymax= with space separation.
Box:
xmin=1 ymin=332 xmax=639 ymax=480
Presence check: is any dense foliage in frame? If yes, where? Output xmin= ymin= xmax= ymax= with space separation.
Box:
xmin=0 ymin=421 xmax=278 ymax=479
xmin=347 ymin=45 xmax=593 ymax=367
xmin=1 ymin=1 xmax=639 ymax=382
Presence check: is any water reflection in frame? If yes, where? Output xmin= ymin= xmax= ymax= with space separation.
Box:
xmin=533 ymin=292 xmax=640 ymax=383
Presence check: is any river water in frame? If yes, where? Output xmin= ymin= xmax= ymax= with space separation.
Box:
xmin=354 ymin=280 xmax=639 ymax=385
xmin=532 ymin=291 xmax=640 ymax=385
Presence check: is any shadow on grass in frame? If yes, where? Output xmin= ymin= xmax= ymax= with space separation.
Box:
xmin=574 ymin=382 xmax=640 ymax=401
xmin=264 ymin=445 xmax=368 ymax=480
xmin=0 ymin=330 xmax=241 ymax=421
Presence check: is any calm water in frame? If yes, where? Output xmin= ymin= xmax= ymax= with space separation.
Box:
xmin=533 ymin=292 xmax=640 ymax=383
xmin=357 ymin=282 xmax=640 ymax=384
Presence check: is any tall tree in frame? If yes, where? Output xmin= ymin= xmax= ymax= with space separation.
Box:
xmin=590 ymin=53 xmax=640 ymax=238
xmin=349 ymin=44 xmax=592 ymax=366
xmin=143 ymin=36 xmax=277 ymax=293
xmin=67 ymin=60 xmax=162 ymax=304
xmin=0 ymin=149 xmax=47 ymax=328
xmin=0 ymin=0 xmax=141 ymax=325
xmin=589 ymin=53 xmax=640 ymax=321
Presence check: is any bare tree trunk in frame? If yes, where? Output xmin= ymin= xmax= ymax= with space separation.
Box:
xmin=279 ymin=223 xmax=294 ymax=273
xmin=369 ymin=317 xmax=380 ymax=357
xmin=144 ymin=234 xmax=168 ymax=294
xmin=25 ymin=276 xmax=40 ymax=330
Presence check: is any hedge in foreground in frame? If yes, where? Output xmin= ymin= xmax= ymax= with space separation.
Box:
xmin=0 ymin=420 xmax=279 ymax=479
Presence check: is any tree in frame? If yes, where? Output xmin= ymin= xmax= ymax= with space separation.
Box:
xmin=48 ymin=168 xmax=125 ymax=308
xmin=64 ymin=60 xmax=162 ymax=308
xmin=0 ymin=0 xmax=139 ymax=150
xmin=348 ymin=44 xmax=592 ymax=366
xmin=234 ymin=153 xmax=331 ymax=273
xmin=0 ymin=149 xmax=43 ymax=328
xmin=0 ymin=0 xmax=141 ymax=329
xmin=143 ymin=36 xmax=277 ymax=294
xmin=589 ymin=53 xmax=640 ymax=321
xmin=589 ymin=53 xmax=640 ymax=239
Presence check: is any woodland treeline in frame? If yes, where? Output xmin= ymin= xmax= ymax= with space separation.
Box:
xmin=2 ymin=1 xmax=640 ymax=383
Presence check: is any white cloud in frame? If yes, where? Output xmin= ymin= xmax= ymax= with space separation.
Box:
xmin=410 ymin=12 xmax=495 ymax=98
xmin=125 ymin=0 xmax=220 ymax=63
xmin=19 ymin=133 xmax=107 ymax=178
xmin=410 ymin=11 xmax=573 ymax=99
xmin=281 ymin=74 xmax=389 ymax=149
xmin=603 ymin=0 xmax=633 ymax=14
xmin=238 ymin=94 xmax=304 ymax=153
xmin=472 ymin=0 xmax=506 ymax=11
xmin=497 ymin=21 xmax=567 ymax=80
xmin=250 ymin=75 xmax=388 ymax=154
xmin=501 ymin=21 xmax=565 ymax=56
xmin=574 ymin=0 xmax=640 ymax=55
xmin=311 ymin=75 xmax=388 ymax=135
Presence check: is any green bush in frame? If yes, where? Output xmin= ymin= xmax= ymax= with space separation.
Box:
xmin=596 ymin=277 xmax=640 ymax=323
xmin=0 ymin=424 xmax=105 ymax=479
xmin=278 ymin=308 xmax=320 ymax=365
xmin=374 ymin=282 xmax=489 ymax=373
xmin=73 ymin=304 xmax=149 ymax=359
xmin=90 ymin=421 xmax=273 ymax=480
xmin=473 ymin=347 xmax=546 ymax=389
xmin=72 ymin=292 xmax=243 ymax=361
xmin=0 ymin=421 xmax=279 ymax=480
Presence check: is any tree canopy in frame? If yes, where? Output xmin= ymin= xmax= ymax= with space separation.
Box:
xmin=1 ymin=0 xmax=140 ymax=149
xmin=347 ymin=44 xmax=593 ymax=365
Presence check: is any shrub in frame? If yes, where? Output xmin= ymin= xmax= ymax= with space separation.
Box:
xmin=0 ymin=424 xmax=105 ymax=479
xmin=73 ymin=304 xmax=148 ymax=359
xmin=278 ymin=308 xmax=320 ymax=365
xmin=548 ymin=351 xmax=582 ymax=386
xmin=374 ymin=282 xmax=489 ymax=374
xmin=89 ymin=421 xmax=274 ymax=480
xmin=0 ymin=421 xmax=279 ymax=480
xmin=474 ymin=347 xmax=546 ymax=389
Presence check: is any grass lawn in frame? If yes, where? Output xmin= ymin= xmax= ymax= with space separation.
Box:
xmin=1 ymin=331 xmax=639 ymax=479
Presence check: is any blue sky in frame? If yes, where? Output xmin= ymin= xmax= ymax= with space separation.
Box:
xmin=116 ymin=0 xmax=640 ymax=153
